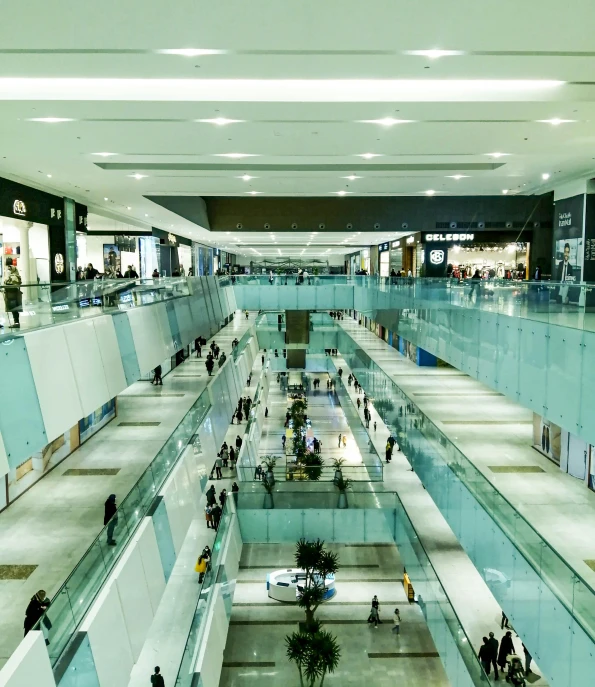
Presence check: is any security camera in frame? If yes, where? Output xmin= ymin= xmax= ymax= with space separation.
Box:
xmin=505 ymin=221 xmax=513 ymax=229
xmin=264 ymin=223 xmax=270 ymax=230
xmin=449 ymin=221 xmax=457 ymax=230
xmin=533 ymin=221 xmax=541 ymax=229
xmin=374 ymin=223 xmax=381 ymax=230
xmin=236 ymin=223 xmax=243 ymax=230
xmin=319 ymin=223 xmax=325 ymax=230
xmin=291 ymin=223 xmax=298 ymax=230
xmin=478 ymin=221 xmax=485 ymax=229
xmin=401 ymin=222 xmax=409 ymax=230
xmin=346 ymin=223 xmax=353 ymax=230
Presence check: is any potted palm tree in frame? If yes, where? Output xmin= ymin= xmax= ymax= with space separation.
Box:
xmin=286 ymin=626 xmax=341 ymax=687
xmin=261 ymin=455 xmax=278 ymax=485
xmin=262 ymin=475 xmax=275 ymax=509
xmin=332 ymin=457 xmax=345 ymax=483
xmin=294 ymin=538 xmax=339 ymax=632
xmin=334 ymin=476 xmax=352 ymax=509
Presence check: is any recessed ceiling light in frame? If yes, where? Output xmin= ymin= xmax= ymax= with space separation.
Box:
xmin=542 ymin=173 xmax=550 ymax=180
xmin=92 ymin=152 xmax=118 ymax=157
xmin=425 ymin=189 xmax=436 ymax=196
xmin=197 ymin=117 xmax=244 ymax=126
xmin=360 ymin=118 xmax=414 ymax=126
xmin=246 ymin=191 xmax=263 ymax=195
xmin=127 ymin=206 xmax=132 ymax=210
xmin=226 ymin=231 xmax=231 ymax=235
xmin=447 ymin=175 xmax=469 ymax=180
xmin=215 ymin=153 xmax=259 ymax=159
xmin=343 ymin=175 xmax=362 ymax=181
xmin=357 ymin=153 xmax=383 ymax=159
xmin=128 ymin=173 xmax=148 ymax=180
xmin=46 ymin=174 xmax=52 ymax=178
xmin=537 ymin=118 xmax=576 ymax=126
xmin=145 ymin=213 xmax=149 ymax=217
xmin=332 ymin=191 xmax=353 ymax=196
xmin=405 ymin=50 xmax=465 ymax=59
xmin=485 ymin=152 xmax=510 ymax=158
xmin=104 ymin=197 xmax=109 ymax=201
xmin=502 ymin=189 xmax=509 ymax=194
xmin=158 ymin=49 xmax=226 ymax=57
xmin=27 ymin=117 xmax=75 ymax=123
xmin=238 ymin=174 xmax=257 ymax=181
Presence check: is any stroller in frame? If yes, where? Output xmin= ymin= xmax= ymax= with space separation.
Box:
xmin=505 ymin=655 xmax=526 ymax=686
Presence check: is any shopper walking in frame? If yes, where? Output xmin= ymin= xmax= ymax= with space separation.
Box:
xmin=501 ymin=611 xmax=509 ymax=629
xmin=374 ymin=421 xmax=377 ymax=432
xmin=236 ymin=435 xmax=242 ymax=451
xmin=392 ymin=608 xmax=401 ymax=635
xmin=236 ymin=409 xmax=243 ymax=424
xmin=371 ymin=595 xmax=382 ymax=623
xmin=385 ymin=441 xmax=392 ymax=463
xmin=150 ymin=666 xmax=165 ymax=687
xmin=478 ymin=637 xmax=491 ymax=676
xmin=357 ymin=397 xmax=361 ymax=410
xmin=152 ymin=365 xmax=163 ymax=385
xmin=338 ymin=433 xmax=342 ymax=448
xmin=498 ymin=631 xmax=515 ymax=674
xmin=214 ymin=455 xmax=223 ymax=480
xmin=195 ymin=553 xmax=207 ymax=583
xmin=205 ymin=355 xmax=214 ymax=376
xmin=368 ymin=604 xmax=379 ymax=628
xmin=195 ymin=338 xmax=202 ymax=358
xmin=211 ymin=503 xmax=222 ymax=530
xmin=23 ymin=590 xmax=50 ymax=636
xmin=487 ymin=632 xmax=499 ymax=680
xmin=206 ymin=484 xmax=217 ymax=506
xmin=104 ymin=494 xmax=118 ymax=545
xmin=205 ymin=504 xmax=213 ymax=529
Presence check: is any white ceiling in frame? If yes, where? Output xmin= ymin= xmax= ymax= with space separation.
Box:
xmin=0 ymin=0 xmax=594 ymax=257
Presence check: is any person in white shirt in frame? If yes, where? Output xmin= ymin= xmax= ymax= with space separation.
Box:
xmin=392 ymin=608 xmax=401 ymax=635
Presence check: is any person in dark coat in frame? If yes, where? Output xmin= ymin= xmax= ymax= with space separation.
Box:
xmin=236 ymin=435 xmax=242 ymax=450
xmin=211 ymin=504 xmax=222 ymax=530
xmin=206 ymin=484 xmax=217 ymax=506
xmin=487 ymin=632 xmax=499 ymax=679
xmin=104 ymin=494 xmax=118 ymax=545
xmin=150 ymin=666 xmax=165 ymax=687
xmin=478 ymin=637 xmax=491 ymax=676
xmin=205 ymin=355 xmax=214 ymax=376
xmin=498 ymin=630 xmax=515 ymax=672
xmin=24 ymin=590 xmax=50 ymax=635
xmin=152 ymin=365 xmax=162 ymax=385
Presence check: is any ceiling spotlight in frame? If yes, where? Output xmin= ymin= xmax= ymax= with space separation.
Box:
xmin=343 ymin=175 xmax=362 ymax=181
xmin=127 ymin=206 xmax=132 ymax=210
xmin=246 ymin=191 xmax=263 ymax=195
xmin=197 ymin=118 xmax=244 ymax=126
xmin=502 ymin=189 xmax=509 ymax=194
xmin=128 ymin=173 xmax=148 ymax=180
xmin=537 ymin=118 xmax=576 ymax=126
xmin=27 ymin=117 xmax=74 ymax=123
xmin=104 ymin=197 xmax=109 ymax=201
xmin=238 ymin=174 xmax=257 ymax=181
xmin=46 ymin=174 xmax=52 ymax=178
xmin=542 ymin=173 xmax=550 ymax=180
xmin=447 ymin=175 xmax=469 ymax=180
xmin=215 ymin=153 xmax=259 ymax=158
xmin=425 ymin=189 xmax=436 ymax=196
xmin=485 ymin=152 xmax=510 ymax=158
xmin=357 ymin=153 xmax=383 ymax=159
xmin=333 ymin=191 xmax=353 ymax=196
xmin=145 ymin=213 xmax=149 ymax=217
xmin=158 ymin=49 xmax=225 ymax=57
xmin=360 ymin=118 xmax=414 ymax=126
xmin=405 ymin=50 xmax=465 ymax=59
xmin=92 ymin=152 xmax=118 ymax=157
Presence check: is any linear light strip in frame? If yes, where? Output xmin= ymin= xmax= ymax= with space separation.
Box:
xmin=0 ymin=79 xmax=565 ymax=102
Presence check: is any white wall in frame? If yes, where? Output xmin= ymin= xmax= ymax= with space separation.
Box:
xmin=0 ymin=632 xmax=55 ymax=687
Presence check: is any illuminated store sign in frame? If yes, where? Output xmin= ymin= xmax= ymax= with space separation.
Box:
xmin=13 ymin=200 xmax=26 ymax=216
xmin=378 ymin=242 xmax=389 ymax=252
xmin=426 ymin=233 xmax=474 ymax=242
xmin=429 ymin=249 xmax=445 ymax=265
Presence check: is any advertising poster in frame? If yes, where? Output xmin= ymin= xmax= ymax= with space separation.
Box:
xmin=532 ymin=413 xmax=561 ymax=465
xmin=553 ymin=194 xmax=584 ymax=302
xmin=103 ymin=243 xmax=120 ymax=278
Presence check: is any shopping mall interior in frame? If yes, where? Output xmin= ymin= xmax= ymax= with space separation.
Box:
xmin=1 ymin=3 xmax=595 ymax=687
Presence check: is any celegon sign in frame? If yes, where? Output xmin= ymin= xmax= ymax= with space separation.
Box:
xmin=424 ymin=233 xmax=475 ymax=242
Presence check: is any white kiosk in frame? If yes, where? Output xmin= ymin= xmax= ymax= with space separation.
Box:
xmin=267 ymin=568 xmax=336 ymax=603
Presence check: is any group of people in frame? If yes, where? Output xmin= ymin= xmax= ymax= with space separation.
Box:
xmin=366 ymin=595 xmax=401 ymax=635
xmin=347 ymin=374 xmax=363 ymax=394
xmin=76 ymin=263 xmax=141 ymax=281
xmin=194 ymin=335 xmax=207 ymax=358
xmin=233 ymin=396 xmax=252 ymax=424
xmin=478 ymin=628 xmax=532 ymax=683
xmin=385 ymin=434 xmax=399 ymax=462
xmin=329 ymin=311 xmax=343 ymax=320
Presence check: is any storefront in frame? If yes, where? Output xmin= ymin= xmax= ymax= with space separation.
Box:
xmin=152 ymin=228 xmax=192 ymax=276
xmin=0 ymin=176 xmax=68 ymax=326
xmin=347 ymin=248 xmax=370 ymax=275
xmin=390 ymin=234 xmax=421 ymax=275
xmin=421 ymin=230 xmax=531 ymax=279
xmin=378 ymin=242 xmax=390 ymax=277
xmin=76 ymin=212 xmax=149 ymax=278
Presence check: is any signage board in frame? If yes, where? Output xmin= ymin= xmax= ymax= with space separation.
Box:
xmin=0 ymin=176 xmax=64 ymax=225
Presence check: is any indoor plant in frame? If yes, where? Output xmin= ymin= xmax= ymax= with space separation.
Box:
xmin=334 ymin=476 xmax=352 ymax=509
xmin=286 ymin=626 xmax=341 ymax=687
xmin=332 ymin=457 xmax=345 ymax=483
xmin=294 ymin=538 xmax=339 ymax=631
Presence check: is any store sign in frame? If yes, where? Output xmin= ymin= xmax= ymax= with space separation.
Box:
xmin=54 ymin=253 xmax=64 ymax=274
xmin=378 ymin=242 xmax=389 ymax=252
xmin=13 ymin=200 xmax=26 ymax=216
xmin=168 ymin=232 xmax=177 ymax=245
xmin=425 ymin=233 xmax=474 ymax=242
xmin=406 ymin=236 xmax=415 ymax=244
xmin=429 ymin=249 xmax=445 ymax=265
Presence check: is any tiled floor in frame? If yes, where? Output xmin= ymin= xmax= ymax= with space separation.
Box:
xmin=0 ymin=312 xmax=254 ymax=668
xmin=220 ymin=543 xmax=449 ymax=687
